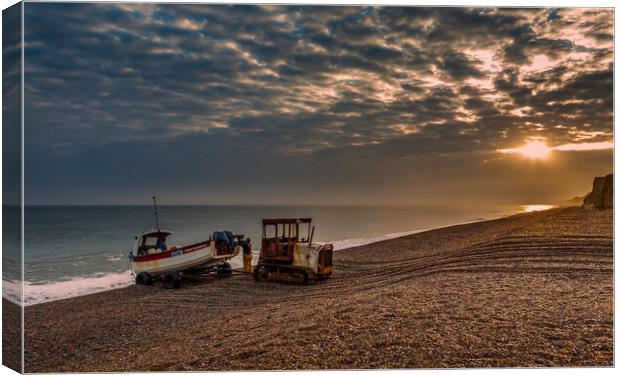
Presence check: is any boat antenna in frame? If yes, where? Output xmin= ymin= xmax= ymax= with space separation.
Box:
xmin=152 ymin=196 xmax=160 ymax=231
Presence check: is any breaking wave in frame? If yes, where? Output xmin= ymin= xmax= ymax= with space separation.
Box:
xmin=2 ymin=278 xmax=23 ymax=305
xmin=4 ymin=271 xmax=134 ymax=306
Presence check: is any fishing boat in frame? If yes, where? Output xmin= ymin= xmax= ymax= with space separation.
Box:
xmin=128 ymin=197 xmax=250 ymax=289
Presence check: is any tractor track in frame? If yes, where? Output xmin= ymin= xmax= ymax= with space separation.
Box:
xmin=23 ymin=207 xmax=614 ymax=371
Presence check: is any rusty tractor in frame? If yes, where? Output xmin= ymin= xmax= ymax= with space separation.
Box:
xmin=253 ymin=218 xmax=333 ymax=283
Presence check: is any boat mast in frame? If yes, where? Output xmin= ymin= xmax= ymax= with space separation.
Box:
xmin=152 ymin=196 xmax=160 ymax=231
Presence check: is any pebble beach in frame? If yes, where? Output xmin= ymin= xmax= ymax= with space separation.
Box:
xmin=16 ymin=206 xmax=614 ymax=371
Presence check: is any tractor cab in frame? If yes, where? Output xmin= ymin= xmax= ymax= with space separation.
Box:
xmin=261 ymin=218 xmax=313 ymax=263
xmin=255 ymin=218 xmax=332 ymax=283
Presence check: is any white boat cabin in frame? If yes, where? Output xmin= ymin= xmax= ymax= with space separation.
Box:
xmin=133 ymin=229 xmax=173 ymax=256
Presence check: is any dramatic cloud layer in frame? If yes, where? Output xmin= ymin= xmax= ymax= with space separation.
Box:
xmin=3 ymin=3 xmax=21 ymax=205
xmin=23 ymin=4 xmax=613 ymax=205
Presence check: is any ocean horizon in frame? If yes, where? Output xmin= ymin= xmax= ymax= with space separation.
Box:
xmin=3 ymin=203 xmax=551 ymax=305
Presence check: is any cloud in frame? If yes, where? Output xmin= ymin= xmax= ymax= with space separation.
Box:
xmin=439 ymin=51 xmax=485 ymax=79
xmin=554 ymin=141 xmax=613 ymax=152
xmin=498 ymin=140 xmax=613 ymax=154
xmin=21 ymin=4 xmax=613 ymax=204
xmin=2 ymin=3 xmax=22 ymax=204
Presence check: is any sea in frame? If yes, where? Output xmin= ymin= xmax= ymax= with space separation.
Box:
xmin=2 ymin=204 xmax=550 ymax=305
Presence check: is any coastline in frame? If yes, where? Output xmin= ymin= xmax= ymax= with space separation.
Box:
xmin=8 ymin=211 xmax=507 ymax=306
xmin=22 ymin=206 xmax=613 ymax=370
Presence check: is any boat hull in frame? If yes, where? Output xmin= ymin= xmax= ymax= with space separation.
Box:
xmin=131 ymin=241 xmax=237 ymax=276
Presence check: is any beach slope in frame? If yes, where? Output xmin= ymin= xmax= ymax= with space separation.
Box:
xmin=24 ymin=206 xmax=613 ymax=371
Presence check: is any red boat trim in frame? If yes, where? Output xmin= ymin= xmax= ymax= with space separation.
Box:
xmin=132 ymin=240 xmax=211 ymax=262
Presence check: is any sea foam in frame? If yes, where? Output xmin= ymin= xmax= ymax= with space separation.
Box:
xmin=4 ymin=271 xmax=134 ymax=306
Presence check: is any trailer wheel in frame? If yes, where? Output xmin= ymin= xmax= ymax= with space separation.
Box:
xmin=135 ymin=272 xmax=152 ymax=285
xmin=253 ymin=266 xmax=269 ymax=282
xmin=217 ymin=262 xmax=233 ymax=276
xmin=162 ymin=272 xmax=181 ymax=289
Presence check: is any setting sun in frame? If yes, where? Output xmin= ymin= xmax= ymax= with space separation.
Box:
xmin=499 ymin=141 xmax=552 ymax=159
xmin=515 ymin=141 xmax=552 ymax=159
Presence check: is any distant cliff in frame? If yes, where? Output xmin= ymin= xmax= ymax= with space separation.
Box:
xmin=583 ymin=174 xmax=613 ymax=209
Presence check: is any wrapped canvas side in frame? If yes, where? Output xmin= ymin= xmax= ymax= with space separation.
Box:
xmin=2 ymin=2 xmax=23 ymax=373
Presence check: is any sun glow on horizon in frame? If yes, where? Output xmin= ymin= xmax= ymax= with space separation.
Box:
xmin=522 ymin=204 xmax=556 ymax=212
xmin=498 ymin=139 xmax=613 ymax=160
xmin=500 ymin=141 xmax=552 ymax=159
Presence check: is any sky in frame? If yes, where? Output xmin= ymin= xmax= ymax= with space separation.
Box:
xmin=16 ymin=3 xmax=614 ymax=206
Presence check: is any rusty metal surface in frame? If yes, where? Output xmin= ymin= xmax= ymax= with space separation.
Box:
xmin=257 ymin=217 xmax=333 ymax=281
xmin=292 ymin=243 xmax=320 ymax=273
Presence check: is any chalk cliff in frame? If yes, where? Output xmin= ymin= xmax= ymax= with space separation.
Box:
xmin=582 ymin=174 xmax=613 ymax=209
